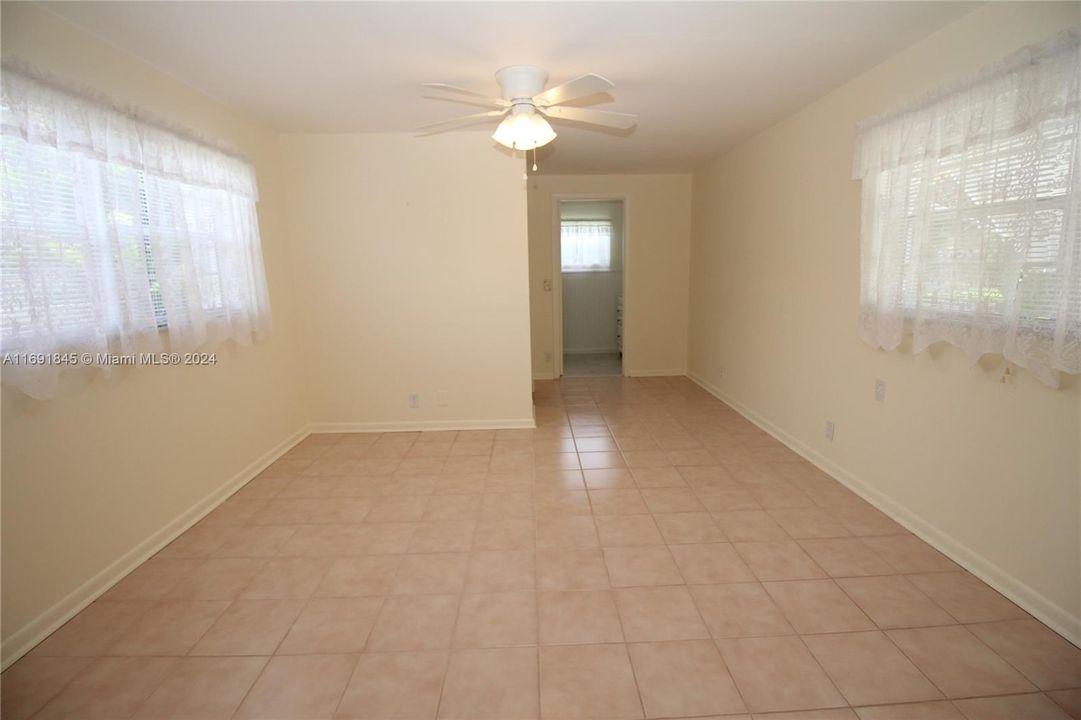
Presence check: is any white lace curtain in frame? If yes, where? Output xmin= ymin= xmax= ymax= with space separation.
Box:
xmin=1 ymin=68 xmax=272 ymax=399
xmin=562 ymin=220 xmax=613 ymax=271
xmin=853 ymin=31 xmax=1080 ymax=387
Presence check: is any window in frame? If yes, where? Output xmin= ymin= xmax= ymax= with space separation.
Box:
xmin=1 ymin=68 xmax=271 ymax=399
xmin=561 ymin=220 xmax=613 ymax=271
xmin=853 ymin=32 xmax=1080 ymax=386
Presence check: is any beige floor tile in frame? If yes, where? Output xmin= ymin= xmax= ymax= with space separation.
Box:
xmin=715 ymin=511 xmax=791 ymax=541
xmin=906 ymin=572 xmax=1026 ymax=624
xmin=422 ymin=494 xmax=482 ymax=522
xmin=603 ymin=545 xmax=684 ymax=587
xmin=576 ymin=437 xmax=620 ymax=453
xmin=859 ymin=536 xmax=959 ymax=574
xmin=886 ymin=626 xmax=1036 ymax=698
xmin=967 ymin=619 xmax=1081 ymax=690
xmin=347 ymin=523 xmax=418 ymax=554
xmin=310 ymin=497 xmax=375 ymax=524
xmin=952 ymin=693 xmax=1073 ymax=719
xmin=582 ymin=468 xmax=637 ymax=489
xmin=595 ymin=514 xmax=664 ymax=547
xmin=438 ymin=647 xmax=539 ymax=719
xmin=336 ymin=651 xmax=448 ymax=719
xmin=804 ymin=631 xmax=942 ymax=706
xmin=798 ymin=538 xmax=896 ymax=578
xmin=107 ymin=600 xmax=228 ymax=656
xmin=102 ymin=557 xmax=201 ymax=601
xmin=853 ymin=701 xmax=963 ymax=719
xmin=34 ymin=657 xmax=177 ymax=720
xmin=835 ymin=576 xmax=956 ymax=629
xmin=240 ymin=557 xmax=332 ymax=599
xmin=466 ymin=549 xmax=536 ymax=592
xmin=480 ymin=491 xmax=534 ymax=519
xmin=536 ymin=548 xmax=611 ymax=590
xmin=579 ymin=451 xmax=626 ymax=470
xmin=170 ymin=558 xmax=267 ymax=600
xmin=533 ymin=469 xmax=586 ymax=492
xmin=669 ymin=543 xmax=756 ymax=584
xmin=367 ymin=595 xmax=459 ymax=651
xmin=615 ymin=586 xmax=710 ymax=642
xmin=536 ymin=515 xmax=599 ymax=549
xmin=390 ymin=552 xmax=468 ymax=594
xmin=752 ymin=710 xmax=855 ymax=719
xmin=278 ymin=597 xmax=383 ymax=654
xmin=764 ymin=580 xmax=875 ymax=634
xmin=829 ymin=505 xmax=909 ymax=538
xmin=539 ymin=644 xmax=643 ymax=719
xmin=717 ymin=635 xmax=846 ymax=713
xmin=30 ymin=601 xmax=152 ymax=657
xmin=589 ymin=489 xmax=650 ymax=516
xmin=234 ymin=654 xmax=357 ymax=719
xmin=315 ymin=556 xmax=401 ymax=597
xmin=473 ymin=518 xmax=536 ymax=550
xmin=689 ymin=583 xmax=794 ymax=638
xmin=408 ymin=521 xmax=477 ymax=553
xmin=158 ymin=524 xmax=239 ymax=558
xmin=0 ymin=657 xmax=93 ymax=720
xmin=367 ymin=496 xmax=430 ymax=522
xmin=734 ymin=541 xmax=827 ymax=581
xmin=535 ymin=490 xmax=592 ymax=517
xmin=454 ymin=592 xmax=538 ymax=648
xmin=628 ymin=639 xmax=746 ymax=717
xmin=1047 ymin=689 xmax=1081 ymax=719
xmin=535 ymin=453 xmax=581 ymax=472
xmin=630 ymin=467 xmax=687 ymax=488
xmin=191 ymin=599 xmax=304 ymax=655
xmin=538 ymin=590 xmax=624 ymax=645
xmin=640 ymin=488 xmax=706 ymax=513
xmin=653 ymin=512 xmax=726 ymax=544
xmin=132 ymin=656 xmax=267 ymax=719
xmin=698 ymin=487 xmax=762 ymax=512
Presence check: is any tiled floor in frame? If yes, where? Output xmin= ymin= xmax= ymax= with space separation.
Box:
xmin=5 ymin=375 xmax=1081 ymax=719
xmin=563 ymin=352 xmax=621 ymax=377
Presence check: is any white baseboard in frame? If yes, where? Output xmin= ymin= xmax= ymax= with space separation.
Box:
xmin=0 ymin=425 xmax=311 ymax=670
xmin=687 ymin=371 xmax=1081 ymax=648
xmin=309 ymin=417 xmax=537 ymax=433
xmin=626 ymin=368 xmax=686 ymax=377
xmin=564 ymin=348 xmax=619 ymax=355
xmin=533 ymin=371 xmax=556 ymax=381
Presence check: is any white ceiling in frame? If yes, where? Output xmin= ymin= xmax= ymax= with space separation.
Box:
xmin=42 ymin=1 xmax=979 ymax=174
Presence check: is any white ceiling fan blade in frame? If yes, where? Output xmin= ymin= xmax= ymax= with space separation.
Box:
xmin=422 ymin=83 xmax=509 ymax=108
xmin=532 ymin=73 xmax=614 ymax=107
xmin=416 ymin=109 xmax=507 ymax=134
xmin=539 ymin=105 xmax=637 ymax=130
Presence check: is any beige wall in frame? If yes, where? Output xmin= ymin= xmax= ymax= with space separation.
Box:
xmin=279 ymin=133 xmax=534 ymax=429
xmin=529 ymin=174 xmax=692 ymax=378
xmin=0 ymin=4 xmax=310 ymax=662
xmin=689 ymin=2 xmax=1081 ymax=642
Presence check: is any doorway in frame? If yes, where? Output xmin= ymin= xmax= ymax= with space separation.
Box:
xmin=557 ymin=199 xmax=625 ymax=377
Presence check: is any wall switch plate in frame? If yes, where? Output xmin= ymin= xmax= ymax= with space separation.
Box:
xmin=437 ymin=390 xmax=449 ymax=407
xmin=824 ymin=420 xmax=835 ymax=441
xmin=874 ymin=379 xmax=886 ymax=402
xmin=409 ymin=393 xmax=420 ymax=409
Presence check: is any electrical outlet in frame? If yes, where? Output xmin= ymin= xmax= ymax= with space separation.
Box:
xmin=874 ymin=379 xmax=886 ymax=402
xmin=408 ymin=393 xmax=420 ymax=409
xmin=824 ymin=420 xmax=835 ymax=441
xmin=437 ymin=390 xmax=449 ymax=407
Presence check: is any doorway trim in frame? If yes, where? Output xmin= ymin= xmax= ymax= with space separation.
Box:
xmin=550 ymin=193 xmax=629 ymax=378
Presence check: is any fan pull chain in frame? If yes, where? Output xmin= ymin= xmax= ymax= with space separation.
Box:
xmin=531 ymin=147 xmax=538 ymax=172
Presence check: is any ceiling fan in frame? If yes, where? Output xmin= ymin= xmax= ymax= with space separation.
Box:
xmin=418 ymin=65 xmax=637 ymax=165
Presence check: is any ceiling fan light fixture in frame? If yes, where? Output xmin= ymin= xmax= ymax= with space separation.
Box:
xmin=492 ymin=111 xmax=556 ymax=150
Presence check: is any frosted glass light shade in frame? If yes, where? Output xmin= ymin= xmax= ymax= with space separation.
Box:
xmin=492 ymin=112 xmax=557 ymax=150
